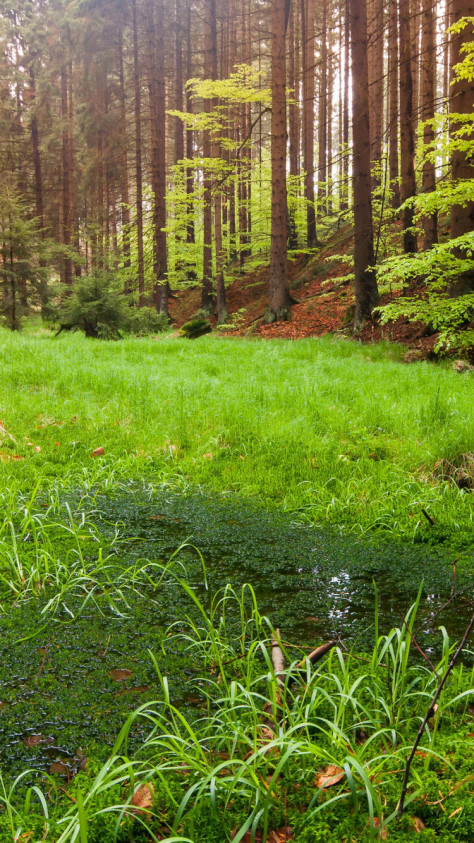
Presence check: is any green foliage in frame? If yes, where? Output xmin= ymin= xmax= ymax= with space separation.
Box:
xmin=0 ymin=185 xmax=47 ymax=330
xmin=128 ymin=306 xmax=170 ymax=336
xmin=58 ymin=271 xmax=129 ymax=339
xmin=375 ymin=18 xmax=474 ymax=354
xmin=450 ymin=16 xmax=474 ymax=82
xmin=37 ymin=587 xmax=474 ymax=842
xmin=179 ymin=317 xmax=212 ymax=338
xmin=375 ymin=236 xmax=474 ymax=353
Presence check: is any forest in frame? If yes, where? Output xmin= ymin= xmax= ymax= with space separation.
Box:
xmin=0 ymin=0 xmax=473 ymax=841
xmin=0 ymin=0 xmax=472 ymax=346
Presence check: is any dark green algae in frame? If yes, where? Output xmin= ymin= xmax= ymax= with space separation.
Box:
xmin=0 ymin=487 xmax=472 ymax=777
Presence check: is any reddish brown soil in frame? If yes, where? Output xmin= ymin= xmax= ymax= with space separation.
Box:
xmin=167 ymin=240 xmax=452 ymax=360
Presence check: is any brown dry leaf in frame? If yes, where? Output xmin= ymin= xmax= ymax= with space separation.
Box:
xmin=231 ymin=829 xmax=293 ymax=843
xmin=373 ymin=818 xmax=388 ymax=840
xmin=110 ymin=668 xmax=132 ymax=682
xmin=413 ymin=817 xmax=426 ymax=832
xmin=23 ymin=734 xmax=44 ymax=747
xmin=90 ymin=447 xmax=105 ymax=458
xmin=12 ymin=455 xmax=25 ymax=461
xmin=117 ymin=684 xmax=150 ymax=696
xmin=268 ymin=827 xmax=293 ymax=841
xmin=448 ymin=806 xmax=463 ymax=819
xmin=315 ymin=764 xmax=345 ymax=789
xmin=49 ymin=761 xmax=69 ymax=777
xmin=202 ymin=452 xmax=213 ymax=459
xmin=130 ymin=782 xmax=155 ymax=815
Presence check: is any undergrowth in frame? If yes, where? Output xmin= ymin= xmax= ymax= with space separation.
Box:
xmin=0 ymin=585 xmax=472 ymax=842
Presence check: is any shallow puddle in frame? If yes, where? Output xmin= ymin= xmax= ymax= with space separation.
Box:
xmin=0 ymin=488 xmax=471 ymax=776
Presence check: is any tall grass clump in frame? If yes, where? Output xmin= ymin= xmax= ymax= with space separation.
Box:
xmin=0 ymin=328 xmax=472 ymax=544
xmin=14 ymin=584 xmax=469 ymax=843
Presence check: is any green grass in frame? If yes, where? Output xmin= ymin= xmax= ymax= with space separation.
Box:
xmin=0 ymin=327 xmax=473 ymax=841
xmin=0 ymin=586 xmax=472 ymax=842
xmin=0 ymin=329 xmax=472 ymax=544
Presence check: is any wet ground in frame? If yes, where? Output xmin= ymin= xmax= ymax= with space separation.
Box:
xmin=0 ymin=488 xmax=472 ymax=777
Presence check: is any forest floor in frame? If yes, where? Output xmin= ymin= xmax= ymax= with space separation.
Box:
xmin=168 ymin=225 xmax=447 ymax=361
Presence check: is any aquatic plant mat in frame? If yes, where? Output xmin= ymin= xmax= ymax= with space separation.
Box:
xmin=0 ymin=488 xmax=472 ymax=841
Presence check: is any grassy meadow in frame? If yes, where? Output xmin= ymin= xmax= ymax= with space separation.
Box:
xmin=0 ymin=327 xmax=473 ymax=842
xmin=1 ymin=328 xmax=473 ymax=544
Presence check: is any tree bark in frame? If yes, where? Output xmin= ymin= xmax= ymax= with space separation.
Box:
xmin=420 ymin=0 xmax=437 ymax=248
xmin=144 ymin=0 xmax=169 ymax=315
xmin=387 ymin=0 xmax=400 ymax=207
xmin=302 ymin=0 xmax=317 ymax=246
xmin=118 ymin=29 xmax=131 ymax=293
xmin=449 ymin=0 xmax=474 ymax=295
xmin=317 ymin=0 xmax=328 ymax=218
xmin=132 ymin=0 xmax=145 ymax=306
xmin=367 ymin=0 xmax=384 ymax=185
xmin=60 ymin=64 xmax=73 ymax=287
xmin=349 ymin=0 xmax=379 ymax=330
xmin=399 ymin=0 xmax=417 ymax=252
xmin=266 ymin=0 xmax=292 ymax=323
xmin=201 ymin=0 xmax=216 ymax=314
xmin=450 ymin=0 xmax=474 ymax=240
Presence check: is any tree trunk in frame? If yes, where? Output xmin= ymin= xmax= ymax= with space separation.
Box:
xmin=399 ymin=0 xmax=417 ymax=252
xmin=302 ymin=0 xmax=317 ymax=246
xmin=144 ymin=0 xmax=168 ymax=315
xmin=185 ymin=1 xmax=195 ymax=246
xmin=29 ymin=66 xmax=48 ymax=313
xmin=420 ymin=0 xmax=437 ymax=249
xmin=118 ymin=29 xmax=131 ymax=293
xmin=61 ymin=64 xmax=73 ymax=287
xmin=341 ymin=0 xmax=350 ymax=211
xmin=367 ymin=0 xmax=384 ymax=185
xmin=266 ymin=0 xmax=292 ymax=323
xmin=387 ymin=0 xmax=400 ymax=207
xmin=449 ymin=0 xmax=474 ymax=295
xmin=201 ymin=0 xmax=216 ymax=314
xmin=132 ymin=0 xmax=146 ymax=306
xmin=317 ymin=0 xmax=327 ymax=218
xmin=288 ymin=0 xmax=299 ymax=247
xmin=349 ymin=0 xmax=379 ymax=329
xmin=450 ymin=0 xmax=474 ymax=240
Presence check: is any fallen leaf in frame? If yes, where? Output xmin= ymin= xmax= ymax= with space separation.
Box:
xmin=90 ymin=447 xmax=105 ymax=457
xmin=49 ymin=761 xmax=69 ymax=777
xmin=54 ymin=441 xmax=60 ymax=446
xmin=373 ymin=817 xmax=387 ymax=840
xmin=202 ymin=452 xmax=213 ymax=459
xmin=130 ymin=782 xmax=155 ymax=815
xmin=413 ymin=817 xmax=426 ymax=832
xmin=23 ymin=734 xmax=45 ymax=747
xmin=12 ymin=455 xmax=25 ymax=461
xmin=315 ymin=764 xmax=345 ymax=788
xmin=109 ymin=668 xmax=132 ymax=682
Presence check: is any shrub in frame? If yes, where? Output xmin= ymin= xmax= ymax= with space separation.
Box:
xmin=57 ymin=272 xmax=129 ymax=339
xmin=127 ymin=306 xmax=170 ymax=336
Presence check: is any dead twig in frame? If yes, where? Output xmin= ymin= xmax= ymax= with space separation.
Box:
xmin=397 ymin=611 xmax=474 ymax=819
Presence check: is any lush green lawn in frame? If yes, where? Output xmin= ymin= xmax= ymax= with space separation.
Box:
xmin=1 ymin=328 xmax=472 ymax=544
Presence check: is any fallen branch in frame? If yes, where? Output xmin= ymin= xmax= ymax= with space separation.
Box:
xmin=397 ymin=610 xmax=474 ymax=819
xmin=288 ymin=640 xmax=337 ymax=687
xmin=261 ymin=630 xmax=286 ymax=737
